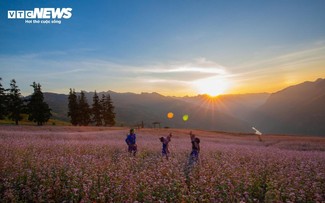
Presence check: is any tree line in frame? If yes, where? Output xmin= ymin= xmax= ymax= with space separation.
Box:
xmin=68 ymin=89 xmax=116 ymax=126
xmin=0 ymin=78 xmax=51 ymax=125
xmin=0 ymin=78 xmax=116 ymax=126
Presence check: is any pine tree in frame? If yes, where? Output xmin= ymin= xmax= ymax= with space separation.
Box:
xmin=27 ymin=82 xmax=52 ymax=126
xmin=107 ymin=94 xmax=116 ymax=126
xmin=92 ymin=91 xmax=102 ymax=126
xmin=78 ymin=91 xmax=91 ymax=126
xmin=0 ymin=78 xmax=8 ymax=119
xmin=101 ymin=94 xmax=116 ymax=126
xmin=68 ymin=88 xmax=79 ymax=126
xmin=7 ymin=79 xmax=24 ymax=125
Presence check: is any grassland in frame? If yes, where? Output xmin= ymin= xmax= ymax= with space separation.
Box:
xmin=0 ymin=114 xmax=71 ymax=126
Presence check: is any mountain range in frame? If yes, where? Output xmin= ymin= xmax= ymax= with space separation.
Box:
xmin=43 ymin=78 xmax=325 ymax=136
xmin=251 ymin=78 xmax=325 ymax=136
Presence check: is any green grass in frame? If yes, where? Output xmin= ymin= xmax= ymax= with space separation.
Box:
xmin=0 ymin=114 xmax=71 ymax=126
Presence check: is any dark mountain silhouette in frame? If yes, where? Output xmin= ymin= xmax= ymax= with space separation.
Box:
xmin=178 ymin=93 xmax=269 ymax=122
xmin=252 ymin=78 xmax=325 ymax=136
xmin=42 ymin=78 xmax=325 ymax=136
xmin=86 ymin=91 xmax=255 ymax=133
xmin=44 ymin=91 xmax=268 ymax=133
xmin=43 ymin=93 xmax=69 ymax=121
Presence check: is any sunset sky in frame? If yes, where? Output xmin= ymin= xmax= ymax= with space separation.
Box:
xmin=1 ymin=0 xmax=325 ymax=96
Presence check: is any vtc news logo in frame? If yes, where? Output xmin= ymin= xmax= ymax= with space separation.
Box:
xmin=7 ymin=8 xmax=72 ymax=25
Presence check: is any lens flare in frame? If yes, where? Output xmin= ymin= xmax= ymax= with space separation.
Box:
xmin=183 ymin=114 xmax=189 ymax=121
xmin=167 ymin=112 xmax=174 ymax=119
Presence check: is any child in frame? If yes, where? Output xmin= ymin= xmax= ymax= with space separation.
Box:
xmin=159 ymin=133 xmax=172 ymax=160
xmin=189 ymin=131 xmax=200 ymax=163
xmin=125 ymin=129 xmax=137 ymax=156
xmin=185 ymin=131 xmax=201 ymax=188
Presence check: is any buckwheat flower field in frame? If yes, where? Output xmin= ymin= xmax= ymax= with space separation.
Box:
xmin=1 ymin=126 xmax=324 ymax=202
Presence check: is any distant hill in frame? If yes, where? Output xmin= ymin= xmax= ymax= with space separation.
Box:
xmin=43 ymin=93 xmax=69 ymax=121
xmin=178 ymin=93 xmax=269 ymax=122
xmin=251 ymin=78 xmax=325 ymax=136
xmin=43 ymin=78 xmax=325 ymax=136
xmin=86 ymin=91 xmax=257 ymax=133
xmin=43 ymin=91 xmax=269 ymax=133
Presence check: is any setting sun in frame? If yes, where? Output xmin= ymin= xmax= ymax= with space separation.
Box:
xmin=193 ymin=77 xmax=230 ymax=96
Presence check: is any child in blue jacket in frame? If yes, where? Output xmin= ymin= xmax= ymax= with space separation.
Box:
xmin=159 ymin=133 xmax=172 ymax=160
xmin=125 ymin=129 xmax=137 ymax=156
